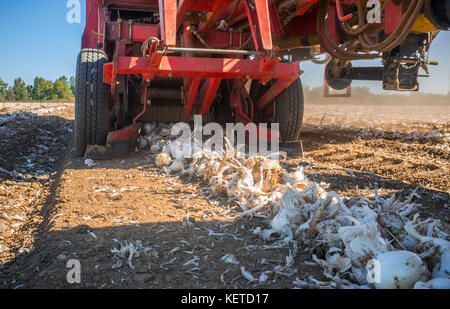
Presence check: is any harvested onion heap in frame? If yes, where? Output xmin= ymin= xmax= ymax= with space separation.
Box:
xmin=143 ymin=122 xmax=449 ymax=289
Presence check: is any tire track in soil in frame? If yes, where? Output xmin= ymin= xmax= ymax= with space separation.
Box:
xmin=0 ymin=108 xmax=73 ymax=287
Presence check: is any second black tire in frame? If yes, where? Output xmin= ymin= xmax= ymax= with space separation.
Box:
xmin=252 ymin=78 xmax=305 ymax=142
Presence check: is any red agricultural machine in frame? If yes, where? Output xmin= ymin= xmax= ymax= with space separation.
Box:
xmin=75 ymin=0 xmax=449 ymax=158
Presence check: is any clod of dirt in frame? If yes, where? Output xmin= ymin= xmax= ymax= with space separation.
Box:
xmin=156 ymin=153 xmax=172 ymax=167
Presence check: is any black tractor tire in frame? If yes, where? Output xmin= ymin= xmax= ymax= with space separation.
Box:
xmin=251 ymin=78 xmax=305 ymax=142
xmin=325 ymin=61 xmax=352 ymax=90
xmin=74 ymin=49 xmax=110 ymax=157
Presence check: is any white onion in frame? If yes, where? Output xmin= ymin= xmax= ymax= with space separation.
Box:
xmin=375 ymin=251 xmax=429 ymax=289
xmin=143 ymin=123 xmax=156 ymax=135
xmin=414 ymin=278 xmax=450 ymax=289
xmin=150 ymin=144 xmax=161 ymax=153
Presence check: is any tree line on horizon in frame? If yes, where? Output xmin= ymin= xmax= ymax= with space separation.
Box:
xmin=0 ymin=76 xmax=75 ymax=102
xmin=1 ymin=77 xmax=448 ymax=104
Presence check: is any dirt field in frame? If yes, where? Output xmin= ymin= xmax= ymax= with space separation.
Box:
xmin=0 ymin=102 xmax=448 ymax=289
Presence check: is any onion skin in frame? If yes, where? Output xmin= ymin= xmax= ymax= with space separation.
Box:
xmin=167 ymin=158 xmax=185 ymax=173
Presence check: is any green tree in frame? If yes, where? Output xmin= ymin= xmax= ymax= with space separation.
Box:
xmin=32 ymin=77 xmax=53 ymax=101
xmin=26 ymin=85 xmax=33 ymax=100
xmin=12 ymin=78 xmax=28 ymax=101
xmin=69 ymin=76 xmax=76 ymax=96
xmin=6 ymin=87 xmax=14 ymax=101
xmin=53 ymin=76 xmax=73 ymax=101
xmin=0 ymin=78 xmax=8 ymax=101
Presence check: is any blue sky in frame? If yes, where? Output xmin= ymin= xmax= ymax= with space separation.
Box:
xmin=0 ymin=0 xmax=449 ymax=94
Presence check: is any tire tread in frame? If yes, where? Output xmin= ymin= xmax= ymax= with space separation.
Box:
xmin=74 ymin=49 xmax=109 ymax=157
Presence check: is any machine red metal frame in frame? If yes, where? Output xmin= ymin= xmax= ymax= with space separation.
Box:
xmin=82 ymin=1 xmax=406 ymax=123
xmin=83 ymin=0 xmax=304 ymax=129
xmin=80 ymin=0 xmax=419 ymax=158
